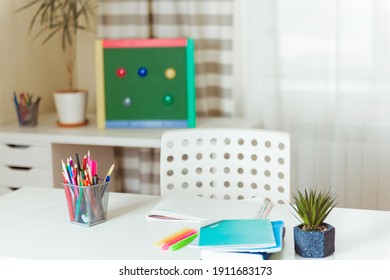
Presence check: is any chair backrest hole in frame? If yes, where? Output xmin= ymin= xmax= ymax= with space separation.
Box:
xmin=167 ymin=141 xmax=174 ymax=148
xmin=251 ymin=139 xmax=258 ymax=146
xmin=182 ymin=139 xmax=189 ymax=147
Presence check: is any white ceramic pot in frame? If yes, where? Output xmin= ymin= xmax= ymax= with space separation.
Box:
xmin=54 ymin=90 xmax=88 ymax=127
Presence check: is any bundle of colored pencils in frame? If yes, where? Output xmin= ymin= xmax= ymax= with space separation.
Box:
xmin=61 ymin=150 xmax=114 ymax=186
xmin=155 ymin=228 xmax=199 ymax=251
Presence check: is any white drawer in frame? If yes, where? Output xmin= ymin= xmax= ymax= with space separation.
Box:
xmin=0 ymin=166 xmax=51 ymax=188
xmin=0 ymin=143 xmax=49 ymax=168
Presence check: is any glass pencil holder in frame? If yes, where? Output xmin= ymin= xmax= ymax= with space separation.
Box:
xmin=63 ymin=182 xmax=110 ymax=227
xmin=17 ymin=103 xmax=39 ymax=127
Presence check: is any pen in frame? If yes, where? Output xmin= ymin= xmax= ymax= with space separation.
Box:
xmin=169 ymin=232 xmax=199 ymax=251
xmin=61 ymin=159 xmax=71 ymax=183
xmin=104 ymin=163 xmax=115 ymax=182
xmin=13 ymin=92 xmax=21 ymax=125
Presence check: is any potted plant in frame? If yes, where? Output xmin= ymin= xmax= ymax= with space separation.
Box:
xmin=16 ymin=0 xmax=95 ymax=126
xmin=290 ymin=188 xmax=337 ymax=258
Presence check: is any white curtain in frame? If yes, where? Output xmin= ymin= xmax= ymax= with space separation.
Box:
xmin=236 ymin=0 xmax=390 ymax=210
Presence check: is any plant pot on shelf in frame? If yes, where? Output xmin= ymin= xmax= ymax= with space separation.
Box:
xmin=293 ymin=222 xmax=335 ymax=258
xmin=54 ymin=90 xmax=88 ymax=127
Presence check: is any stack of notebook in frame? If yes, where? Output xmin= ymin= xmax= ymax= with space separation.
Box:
xmin=198 ymin=219 xmax=284 ymax=260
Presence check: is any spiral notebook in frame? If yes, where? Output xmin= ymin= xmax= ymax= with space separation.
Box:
xmin=147 ymin=192 xmax=270 ymax=221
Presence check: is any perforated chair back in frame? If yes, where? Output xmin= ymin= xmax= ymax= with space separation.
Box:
xmin=160 ymin=128 xmax=290 ymax=205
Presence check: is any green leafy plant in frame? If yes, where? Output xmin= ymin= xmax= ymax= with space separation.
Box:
xmin=15 ymin=0 xmax=96 ymax=90
xmin=290 ymin=189 xmax=337 ymax=231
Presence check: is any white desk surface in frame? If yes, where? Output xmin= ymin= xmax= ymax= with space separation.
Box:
xmin=0 ymin=187 xmax=389 ymax=260
xmin=0 ymin=113 xmax=262 ymax=148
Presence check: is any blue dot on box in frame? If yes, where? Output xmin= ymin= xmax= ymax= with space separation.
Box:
xmin=138 ymin=67 xmax=148 ymax=77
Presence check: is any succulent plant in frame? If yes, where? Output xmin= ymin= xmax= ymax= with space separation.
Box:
xmin=290 ymin=189 xmax=337 ymax=231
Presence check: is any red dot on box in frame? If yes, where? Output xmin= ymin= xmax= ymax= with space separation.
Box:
xmin=116 ymin=67 xmax=126 ymax=78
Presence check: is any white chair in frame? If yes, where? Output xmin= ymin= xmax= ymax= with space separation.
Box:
xmin=160 ymin=128 xmax=290 ymax=205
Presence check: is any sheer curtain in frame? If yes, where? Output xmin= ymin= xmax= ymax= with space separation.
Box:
xmin=236 ymin=0 xmax=390 ymax=210
xmin=97 ymin=0 xmax=234 ymax=194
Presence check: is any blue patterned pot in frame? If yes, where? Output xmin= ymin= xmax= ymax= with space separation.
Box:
xmin=293 ymin=223 xmax=335 ymax=258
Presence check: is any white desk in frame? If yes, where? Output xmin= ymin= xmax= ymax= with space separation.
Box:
xmin=0 ymin=187 xmax=389 ymax=260
xmin=0 ymin=113 xmax=261 ymax=190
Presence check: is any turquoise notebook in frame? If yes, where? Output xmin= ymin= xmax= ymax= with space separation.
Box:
xmin=198 ymin=219 xmax=276 ymax=248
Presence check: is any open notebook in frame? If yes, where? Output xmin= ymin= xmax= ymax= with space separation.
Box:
xmin=147 ymin=192 xmax=271 ymax=221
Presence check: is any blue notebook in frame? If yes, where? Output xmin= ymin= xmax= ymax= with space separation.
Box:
xmin=200 ymin=221 xmax=284 ymax=260
xmin=198 ymin=219 xmax=276 ymax=249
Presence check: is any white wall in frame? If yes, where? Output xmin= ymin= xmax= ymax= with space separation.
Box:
xmin=0 ymin=0 xmax=97 ymax=125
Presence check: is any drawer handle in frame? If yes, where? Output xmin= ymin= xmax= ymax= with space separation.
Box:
xmin=6 ymin=144 xmax=30 ymax=149
xmin=7 ymin=166 xmax=32 ymax=171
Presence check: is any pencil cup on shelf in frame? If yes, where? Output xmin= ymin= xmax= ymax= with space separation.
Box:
xmin=17 ymin=103 xmax=40 ymax=127
xmin=63 ymin=182 xmax=110 ymax=227
xmin=13 ymin=92 xmax=41 ymax=127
